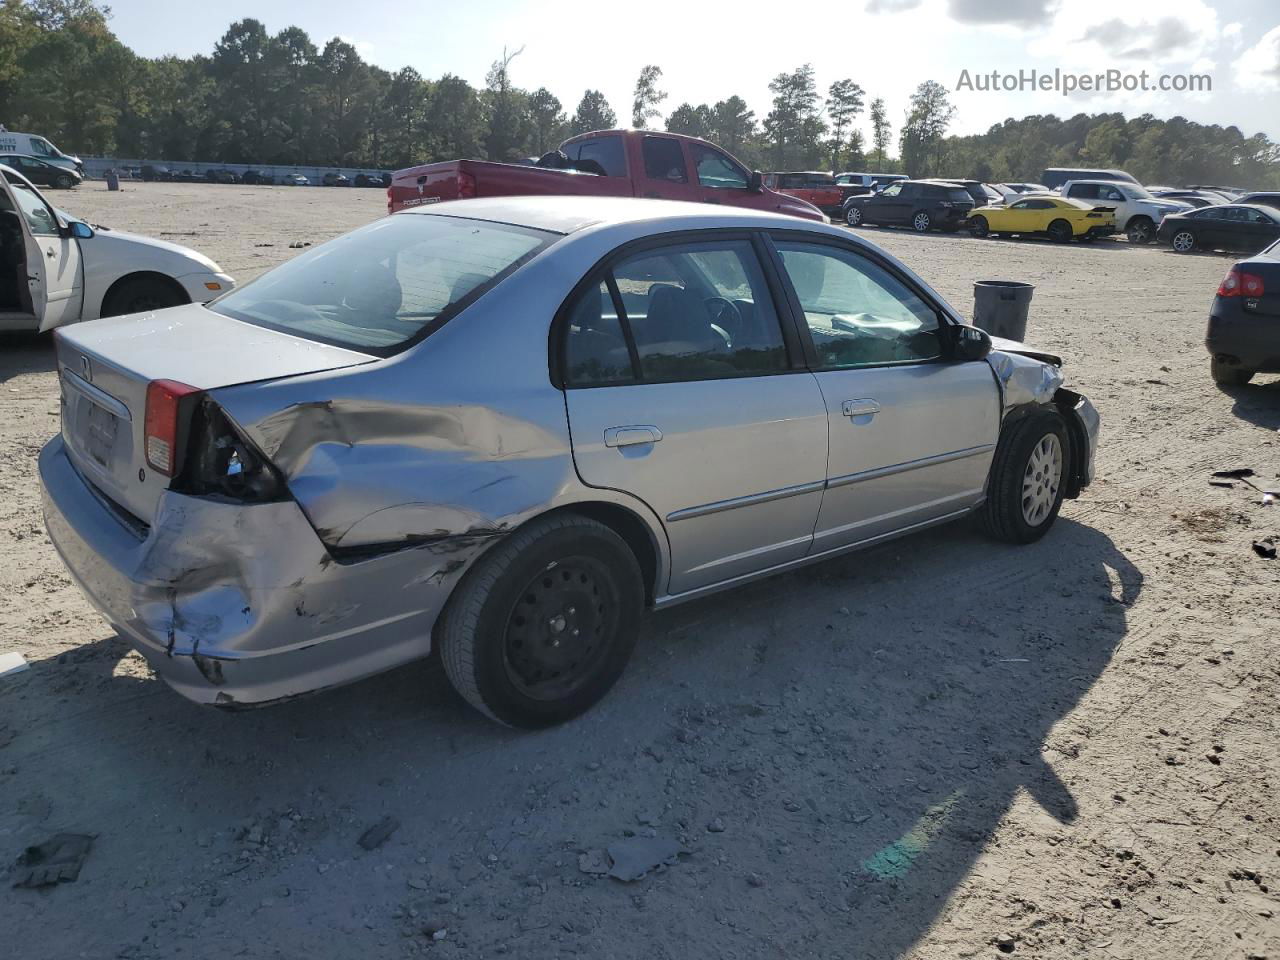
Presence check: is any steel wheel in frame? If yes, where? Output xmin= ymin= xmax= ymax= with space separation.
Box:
xmin=1021 ymin=433 xmax=1063 ymax=527
xmin=503 ymin=557 xmax=618 ymax=702
xmin=1171 ymin=230 xmax=1196 ymax=253
xmin=912 ymin=211 xmax=931 ymax=232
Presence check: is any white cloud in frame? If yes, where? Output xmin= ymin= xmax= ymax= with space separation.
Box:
xmin=1235 ymin=25 xmax=1280 ymax=92
xmin=337 ymin=35 xmax=376 ymax=57
xmin=1222 ymin=22 xmax=1242 ymax=39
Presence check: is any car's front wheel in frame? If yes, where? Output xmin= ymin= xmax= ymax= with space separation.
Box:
xmin=845 ymin=205 xmax=863 ymax=227
xmin=436 ymin=513 xmax=644 ymax=728
xmin=981 ymin=409 xmax=1069 ymax=544
xmin=969 ymin=215 xmax=989 ymax=238
xmin=1126 ymin=216 xmax=1155 ymax=244
xmin=55 ymin=173 xmax=75 ymax=189
xmin=101 ymin=275 xmax=188 ymax=317
xmin=911 ymin=210 xmax=932 ymax=232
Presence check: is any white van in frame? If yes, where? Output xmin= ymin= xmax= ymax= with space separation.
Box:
xmin=0 ymin=129 xmax=82 ymax=174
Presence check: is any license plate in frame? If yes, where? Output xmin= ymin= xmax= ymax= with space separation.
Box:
xmin=85 ymin=401 xmax=118 ymax=469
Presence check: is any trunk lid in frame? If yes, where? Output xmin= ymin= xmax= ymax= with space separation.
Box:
xmin=54 ymin=303 xmax=374 ymax=524
xmin=1237 ymin=250 xmax=1280 ymax=318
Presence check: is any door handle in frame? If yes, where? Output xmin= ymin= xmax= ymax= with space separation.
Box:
xmin=842 ymin=399 xmax=881 ymax=418
xmin=604 ymin=425 xmax=663 ymax=447
xmin=46 ymin=248 xmax=56 ymax=258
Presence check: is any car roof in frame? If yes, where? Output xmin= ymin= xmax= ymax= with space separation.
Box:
xmin=401 ymin=196 xmax=827 ymax=235
xmin=1201 ymin=203 xmax=1278 ymax=213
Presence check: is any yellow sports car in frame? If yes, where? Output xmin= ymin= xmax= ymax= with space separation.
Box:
xmin=967 ymin=195 xmax=1116 ymax=243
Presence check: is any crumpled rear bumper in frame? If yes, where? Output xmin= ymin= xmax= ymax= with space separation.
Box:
xmin=39 ymin=435 xmax=471 ymax=706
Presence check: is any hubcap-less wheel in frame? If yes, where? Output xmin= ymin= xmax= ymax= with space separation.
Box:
xmin=503 ymin=558 xmax=617 ymax=702
xmin=1172 ymin=230 xmax=1195 ymax=252
xmin=912 ymin=212 xmax=931 ymax=232
xmin=1021 ymin=434 xmax=1063 ymax=527
xmin=846 ymin=206 xmax=862 ymax=226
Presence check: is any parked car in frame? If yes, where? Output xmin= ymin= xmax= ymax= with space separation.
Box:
xmin=206 ymin=169 xmax=239 ymax=184
xmin=0 ymin=163 xmax=233 ymax=332
xmin=388 ymin=130 xmax=824 ymax=222
xmin=1189 ymin=184 xmax=1247 ymax=199
xmin=0 ymin=129 xmax=82 ymax=174
xmin=764 ymin=171 xmax=845 ymax=215
xmin=942 ymin=179 xmax=1006 ymax=208
xmin=1060 ymin=180 xmax=1191 ymax=243
xmin=0 ymin=154 xmax=81 ymax=189
xmin=1157 ymin=204 xmax=1280 ymax=255
xmin=842 ymin=179 xmax=975 ymax=232
xmin=999 ymin=182 xmax=1050 ymax=195
xmin=281 ymin=173 xmax=309 ymax=186
xmin=835 ymin=172 xmax=908 ymax=194
xmin=1040 ymin=167 xmax=1138 ymax=191
xmin=140 ymin=165 xmax=173 ymax=183
xmin=354 ymin=173 xmax=384 ymax=188
xmin=967 ymin=195 xmax=1116 ymax=242
xmin=1237 ymin=192 xmax=1280 ymax=213
xmin=241 ymin=170 xmax=275 ymax=185
xmin=322 ymin=172 xmax=350 ymax=187
xmin=1204 ymin=242 xmax=1279 ymax=385
xmin=37 ymin=196 xmax=1098 ymax=726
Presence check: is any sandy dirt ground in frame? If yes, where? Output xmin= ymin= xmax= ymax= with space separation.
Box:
xmin=1 ymin=181 xmax=1278 ymax=959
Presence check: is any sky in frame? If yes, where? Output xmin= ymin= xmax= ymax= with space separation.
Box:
xmin=106 ymin=0 xmax=1280 ymax=142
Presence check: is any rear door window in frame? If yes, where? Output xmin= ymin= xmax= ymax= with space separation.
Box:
xmin=567 ymin=136 xmax=626 ymax=177
xmin=641 ymin=137 xmax=688 ymax=183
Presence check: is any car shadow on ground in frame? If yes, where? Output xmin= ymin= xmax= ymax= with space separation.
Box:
xmin=0 ymin=332 xmax=54 ymax=383
xmin=9 ymin=515 xmax=1140 ymax=957
xmin=1221 ymin=377 xmax=1280 ymax=429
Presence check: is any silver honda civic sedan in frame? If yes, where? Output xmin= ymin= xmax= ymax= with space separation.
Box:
xmin=39 ymin=197 xmax=1099 ymax=727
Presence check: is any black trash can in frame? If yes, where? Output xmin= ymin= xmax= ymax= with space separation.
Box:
xmin=972 ymin=280 xmax=1034 ymax=342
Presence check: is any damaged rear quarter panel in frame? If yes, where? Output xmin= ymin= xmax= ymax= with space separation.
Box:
xmin=207 ymin=251 xmax=666 ymax=579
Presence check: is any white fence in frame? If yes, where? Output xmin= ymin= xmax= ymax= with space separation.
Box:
xmin=81 ymin=156 xmax=392 ymax=184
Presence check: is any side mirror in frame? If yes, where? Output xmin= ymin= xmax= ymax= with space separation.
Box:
xmin=748 ymin=170 xmax=763 ymax=193
xmin=68 ymin=221 xmax=94 ymax=240
xmin=950 ymin=323 xmax=991 ymax=361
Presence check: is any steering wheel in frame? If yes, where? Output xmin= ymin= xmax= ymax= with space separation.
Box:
xmin=703 ymin=296 xmax=743 ymax=345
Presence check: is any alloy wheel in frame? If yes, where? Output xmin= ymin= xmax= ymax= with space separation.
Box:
xmin=1172 ymin=231 xmax=1196 ymax=253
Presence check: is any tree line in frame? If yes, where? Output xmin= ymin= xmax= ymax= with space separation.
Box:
xmin=2 ymin=0 xmax=1276 ymax=187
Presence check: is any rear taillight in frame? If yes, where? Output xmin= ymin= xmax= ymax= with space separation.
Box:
xmin=1218 ymin=267 xmax=1265 ymax=298
xmin=176 ymin=398 xmax=283 ymax=502
xmin=144 ymin=379 xmax=200 ymax=476
xmin=458 ymin=171 xmax=477 ymax=199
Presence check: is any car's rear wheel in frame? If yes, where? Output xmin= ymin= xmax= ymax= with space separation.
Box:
xmin=1047 ymin=219 xmax=1073 ymax=243
xmin=911 ymin=210 xmax=932 ymax=232
xmin=100 ymin=275 xmax=188 ymax=317
xmin=845 ymin=205 xmax=863 ymax=227
xmin=436 ymin=513 xmax=644 ymax=728
xmin=1126 ymin=216 xmax=1155 ymax=244
xmin=1210 ymin=357 xmax=1254 ymax=386
xmin=1171 ymin=229 xmax=1197 ymax=253
xmin=55 ymin=173 xmax=75 ymax=189
xmin=969 ymin=215 xmax=989 ymax=238
xmin=980 ymin=408 xmax=1069 ymax=544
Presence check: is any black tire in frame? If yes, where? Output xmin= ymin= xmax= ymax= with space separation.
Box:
xmin=436 ymin=513 xmax=644 ymax=728
xmin=1047 ymin=219 xmax=1073 ymax=244
xmin=969 ymin=215 xmax=989 ymax=238
xmin=845 ymin=204 xmax=863 ymax=227
xmin=1126 ymin=216 xmax=1154 ymax=244
xmin=55 ymin=173 xmax=74 ymax=189
xmin=1170 ymin=229 xmax=1197 ymax=253
xmin=100 ymin=275 xmax=188 ymax=317
xmin=1210 ymin=357 xmax=1254 ymax=386
xmin=911 ymin=210 xmax=932 ymax=232
xmin=980 ymin=408 xmax=1070 ymax=544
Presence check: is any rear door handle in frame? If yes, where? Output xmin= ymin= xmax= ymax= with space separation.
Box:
xmin=604 ymin=425 xmax=663 ymax=447
xmin=842 ymin=399 xmax=881 ymax=418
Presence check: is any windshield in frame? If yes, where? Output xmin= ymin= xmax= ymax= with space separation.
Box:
xmin=1122 ymin=184 xmax=1153 ymax=199
xmin=210 ymin=214 xmax=556 ymax=354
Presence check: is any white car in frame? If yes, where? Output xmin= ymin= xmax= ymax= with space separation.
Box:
xmin=0 ymin=163 xmax=234 ymax=333
xmin=1060 ymin=179 xmax=1192 ymax=244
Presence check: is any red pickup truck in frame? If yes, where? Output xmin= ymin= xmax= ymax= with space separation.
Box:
xmin=387 ymin=130 xmax=824 ymax=221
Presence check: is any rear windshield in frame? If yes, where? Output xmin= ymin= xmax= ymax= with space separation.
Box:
xmin=210 ymin=214 xmax=556 ymax=354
